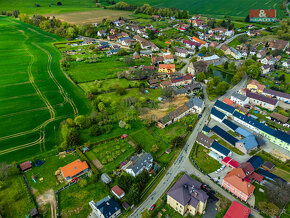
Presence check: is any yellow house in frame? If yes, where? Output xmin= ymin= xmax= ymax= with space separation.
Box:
xmin=166 ymin=174 xmax=208 ymax=216
xmin=247 ymin=80 xmax=265 ymax=94
xmin=158 ymin=64 xmax=176 ymax=74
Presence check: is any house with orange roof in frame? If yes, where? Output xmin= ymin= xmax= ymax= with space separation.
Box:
xmin=223 ymin=98 xmax=234 ymax=106
xmin=164 ymin=54 xmax=174 ymax=64
xmin=222 ymin=168 xmax=255 ymax=201
xmin=158 ymin=64 xmax=176 ymax=74
xmin=60 ymin=159 xmax=89 ymax=181
xmin=246 ymin=80 xmax=265 ymax=94
xmin=191 ymin=36 xmax=207 ymax=46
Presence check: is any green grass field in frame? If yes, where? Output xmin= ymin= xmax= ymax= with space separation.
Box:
xmin=0 ymin=17 xmax=91 ymax=162
xmin=0 ymin=0 xmax=98 ymax=14
xmin=120 ymin=0 xmax=286 ymax=19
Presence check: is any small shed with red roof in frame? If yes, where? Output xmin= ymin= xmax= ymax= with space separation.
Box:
xmin=19 ymin=161 xmax=32 ymax=172
xmin=223 ymin=97 xmax=234 ymax=106
xmin=222 ymin=157 xmax=240 ymax=169
xmin=121 ymin=134 xmax=128 ymax=139
xmin=224 ymin=201 xmax=251 ymax=218
xmin=111 ymin=185 xmax=125 ymax=199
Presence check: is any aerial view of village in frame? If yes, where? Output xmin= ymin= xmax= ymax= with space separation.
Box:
xmin=0 ymin=0 xmax=289 ymax=217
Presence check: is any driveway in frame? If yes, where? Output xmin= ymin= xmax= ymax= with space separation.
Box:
xmin=203 ymin=195 xmax=219 ymax=218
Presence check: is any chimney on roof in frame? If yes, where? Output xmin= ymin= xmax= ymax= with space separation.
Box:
xmin=183 ymin=184 xmax=188 ymax=189
xmin=106 ymin=202 xmax=110 ymax=206
xmin=194 ymin=192 xmax=198 ymax=197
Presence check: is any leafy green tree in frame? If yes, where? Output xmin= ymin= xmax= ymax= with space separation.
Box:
xmin=89 ymin=125 xmax=103 ymax=136
xmin=215 ymin=81 xmax=229 ymax=95
xmin=98 ymin=102 xmax=106 ymax=112
xmin=115 ymin=86 xmax=127 ymax=95
xmin=141 ymin=209 xmax=151 ymax=218
xmin=237 ymin=34 xmax=248 ymax=44
xmin=66 ymin=129 xmax=79 ymax=147
xmin=135 ymin=143 xmax=143 ymax=153
xmin=206 ymin=80 xmax=215 ymax=94
xmin=213 ymin=76 xmax=220 ymax=86
xmin=151 ymin=144 xmax=159 ymax=153
xmin=79 ymin=179 xmax=88 ymax=188
xmin=134 ymin=43 xmax=141 ymax=52
xmin=74 ymin=115 xmax=87 ymax=128
xmin=247 ymin=63 xmax=261 ymax=79
xmin=127 ymin=184 xmax=140 ymax=205
xmin=118 ymin=174 xmax=134 ymax=192
xmin=223 ymin=61 xmax=229 ymax=69
xmin=196 ymin=72 xmax=206 ymax=82
xmin=171 ymin=136 xmax=185 ymax=148
xmin=117 ymin=49 xmax=128 ymax=56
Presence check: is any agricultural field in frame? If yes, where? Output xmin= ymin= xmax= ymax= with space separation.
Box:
xmin=85 ymin=138 xmax=135 ymax=172
xmin=121 ymin=0 xmax=286 ymax=18
xmin=0 ymin=0 xmax=98 ymax=14
xmin=0 ymin=17 xmax=90 ymax=162
xmin=45 ymin=9 xmax=133 ymax=24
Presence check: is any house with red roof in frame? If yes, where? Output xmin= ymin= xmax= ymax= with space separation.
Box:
xmin=111 ymin=185 xmax=125 ymax=199
xmin=222 ymin=157 xmax=240 ymax=169
xmin=224 ymin=201 xmax=251 ymax=218
xmin=222 ymin=168 xmax=255 ymax=201
xmin=19 ymin=161 xmax=32 ymax=172
xmin=60 ymin=159 xmax=89 ymax=181
xmin=170 ymin=74 xmax=193 ymax=86
xmin=191 ymin=36 xmax=207 ymax=47
xmin=223 ymin=98 xmax=234 ymax=106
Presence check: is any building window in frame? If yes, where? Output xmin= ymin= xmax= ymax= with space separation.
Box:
xmin=176 ymin=203 xmax=178 ymax=205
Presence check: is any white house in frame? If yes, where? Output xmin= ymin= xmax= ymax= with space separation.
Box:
xmin=230 ymin=92 xmax=249 ymax=107
xmin=175 ymin=48 xmax=188 ymax=58
xmin=126 ymin=153 xmax=153 ymax=177
xmin=89 ymin=196 xmax=121 ymax=218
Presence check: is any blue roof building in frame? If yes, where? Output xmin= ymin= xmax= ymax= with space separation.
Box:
xmin=222 ymin=119 xmax=238 ymax=131
xmin=214 ymin=100 xmax=236 ymax=115
xmin=211 ymin=141 xmax=231 ymax=157
xmin=235 ymin=127 xmax=253 ymax=138
xmin=202 ymin=125 xmax=211 ymax=133
xmin=236 ymin=135 xmax=258 ymax=153
xmin=257 ymin=169 xmax=287 ymax=183
xmin=211 ymin=107 xmax=226 ymax=122
xmin=211 ymin=125 xmax=238 ymax=146
xmin=89 ymin=196 xmax=121 ymax=218
xmin=247 ymin=156 xmax=264 ymax=170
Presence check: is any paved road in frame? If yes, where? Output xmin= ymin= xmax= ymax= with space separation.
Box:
xmin=216 ymin=32 xmax=247 ymax=49
xmin=129 ymin=75 xmax=264 ymax=218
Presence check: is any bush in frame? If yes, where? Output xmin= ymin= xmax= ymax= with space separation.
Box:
xmin=79 ymin=179 xmax=87 ymax=188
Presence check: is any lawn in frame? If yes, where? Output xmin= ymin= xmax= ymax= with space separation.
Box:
xmin=85 ymin=138 xmax=135 ymax=172
xmin=193 ymin=143 xmax=222 ymax=174
xmin=253 ymin=183 xmax=268 ymax=208
xmin=59 ymin=179 xmax=109 ymax=217
xmin=0 ymin=17 xmax=90 ymax=163
xmin=0 ymin=174 xmax=35 ymax=217
xmin=131 ymin=128 xmax=169 ymax=158
xmin=228 ymin=130 xmax=238 ymax=137
xmin=25 ymin=152 xmax=80 ymax=195
xmin=79 ymin=78 xmax=141 ymax=93
xmin=67 ymin=56 xmax=127 ymax=82
xmin=0 ymin=0 xmax=99 ymax=14
xmin=271 ymin=168 xmax=290 ymax=182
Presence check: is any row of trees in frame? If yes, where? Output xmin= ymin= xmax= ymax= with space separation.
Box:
xmin=110 ymin=2 xmax=190 ymax=19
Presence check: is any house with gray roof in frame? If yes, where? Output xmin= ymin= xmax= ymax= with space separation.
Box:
xmin=126 ymin=153 xmax=153 ymax=177
xmin=187 ymin=97 xmax=204 ymax=114
xmin=167 ymin=174 xmax=208 ymax=216
xmin=246 ymin=90 xmax=278 ymax=111
xmin=262 ymin=88 xmax=290 ymax=103
xmin=89 ymin=196 xmax=121 ymax=218
xmin=230 ymin=92 xmax=249 ymax=107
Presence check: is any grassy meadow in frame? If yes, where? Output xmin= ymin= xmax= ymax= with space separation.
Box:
xmin=120 ymin=0 xmax=286 ymax=18
xmin=0 ymin=17 xmax=91 ymax=162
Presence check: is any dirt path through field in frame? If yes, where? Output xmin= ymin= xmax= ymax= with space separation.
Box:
xmin=36 ymin=189 xmax=57 ymax=218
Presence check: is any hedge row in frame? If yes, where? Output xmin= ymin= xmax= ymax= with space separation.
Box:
xmin=76 ymin=148 xmax=100 ymax=178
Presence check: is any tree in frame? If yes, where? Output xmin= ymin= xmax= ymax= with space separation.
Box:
xmin=134 ymin=42 xmax=141 ymax=52
xmin=137 ymin=171 xmax=150 ymax=186
xmin=213 ymin=76 xmax=220 ymax=86
xmin=237 ymin=35 xmax=248 ymax=44
xmin=151 ymin=144 xmax=159 ymax=153
xmin=74 ymin=115 xmax=87 ymax=128
xmin=119 ymin=120 xmax=126 ymax=128
xmin=115 ymin=86 xmax=127 ymax=95
xmin=247 ymin=63 xmax=261 ymax=79
xmin=245 ymin=15 xmax=250 ymax=22
xmin=118 ymin=174 xmax=134 ymax=192
xmin=278 ymin=74 xmax=285 ymax=82
xmin=66 ymin=129 xmax=79 ymax=147
xmin=98 ymin=102 xmax=106 ymax=112
xmin=12 ymin=10 xmax=19 ymax=18
xmin=57 ymin=1 xmax=62 ymax=6
xmin=272 ymin=49 xmax=282 ymax=56
xmin=215 ymin=81 xmax=229 ymax=95
xmin=206 ymin=80 xmax=215 ymax=94
xmin=196 ymin=72 xmax=206 ymax=82
xmin=124 ymin=56 xmax=134 ymax=66
xmin=259 ymin=202 xmax=279 ymax=217
xmin=127 ymin=184 xmax=140 ymax=205
xmin=162 ymin=87 xmax=173 ymax=99
xmin=0 ymin=162 xmax=12 ymax=180
xmin=117 ymin=49 xmax=128 ymax=56
xmin=223 ymin=61 xmax=229 ymax=69
xmin=66 ymin=27 xmax=76 ymax=38
xmin=266 ymin=179 xmax=290 ymax=207
xmin=90 ymin=125 xmax=103 ymax=136
xmin=171 ymin=136 xmax=185 ymax=148
xmin=134 ymin=143 xmax=143 ymax=153
xmin=229 ymin=61 xmax=236 ymax=72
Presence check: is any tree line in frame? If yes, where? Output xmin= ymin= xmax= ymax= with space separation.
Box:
xmin=109 ymin=2 xmax=190 ymax=19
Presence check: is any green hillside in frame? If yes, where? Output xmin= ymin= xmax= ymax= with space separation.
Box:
xmin=120 ymin=0 xmax=286 ymax=19
xmin=0 ymin=0 xmax=98 ymax=14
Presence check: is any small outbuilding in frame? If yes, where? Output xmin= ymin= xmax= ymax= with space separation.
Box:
xmin=101 ymin=173 xmax=112 ymax=184
xmin=261 ymin=161 xmax=275 ymax=171
xmin=122 ymin=202 xmax=130 ymax=210
xmin=30 ymin=208 xmax=39 ymax=218
xmin=121 ymin=134 xmax=128 ymax=139
xmin=224 ymin=201 xmax=251 ymax=218
xmin=34 ymin=160 xmax=44 ymax=167
xmin=111 ymin=185 xmax=125 ymax=199
xmin=19 ymin=161 xmax=32 ymax=172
